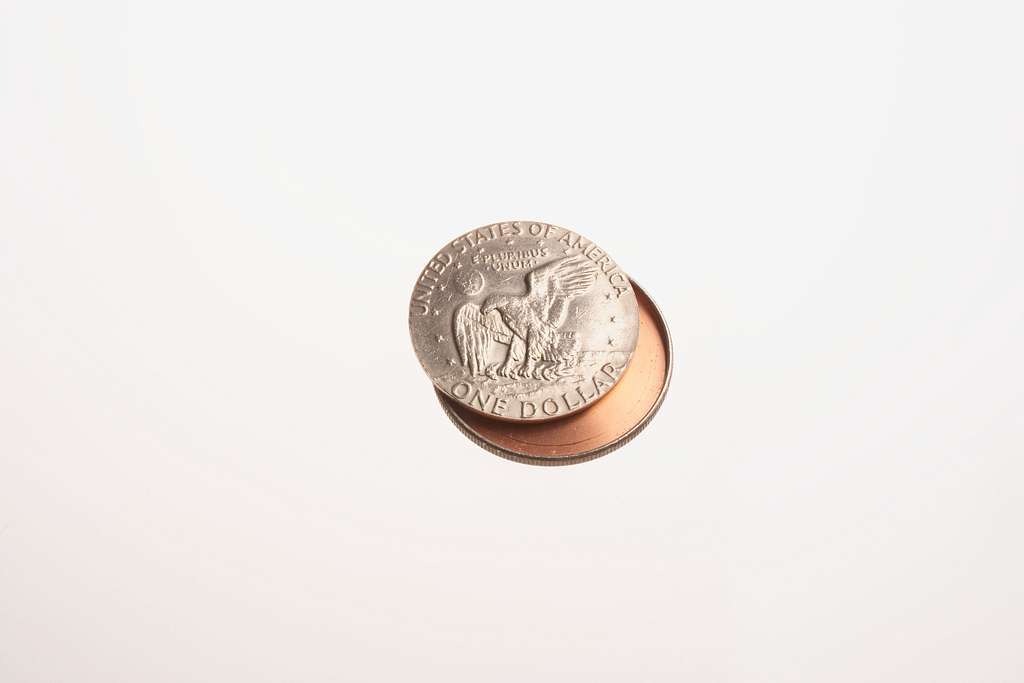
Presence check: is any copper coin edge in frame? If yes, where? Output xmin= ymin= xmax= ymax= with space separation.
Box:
xmin=435 ymin=282 xmax=673 ymax=466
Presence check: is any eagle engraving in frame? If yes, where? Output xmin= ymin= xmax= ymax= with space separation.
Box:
xmin=453 ymin=255 xmax=600 ymax=381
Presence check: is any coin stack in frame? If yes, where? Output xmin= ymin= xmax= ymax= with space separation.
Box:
xmin=409 ymin=221 xmax=672 ymax=465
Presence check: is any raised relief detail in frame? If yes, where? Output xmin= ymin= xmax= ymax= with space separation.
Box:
xmin=453 ymin=267 xmax=485 ymax=295
xmin=411 ymin=222 xmax=639 ymax=422
xmin=454 ymin=255 xmax=600 ymax=382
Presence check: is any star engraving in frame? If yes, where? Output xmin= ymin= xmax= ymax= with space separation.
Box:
xmin=456 ymin=262 xmax=463 ymax=268
xmin=439 ymin=284 xmax=446 ymax=291
xmin=478 ymin=247 xmax=485 ymax=254
xmin=537 ymin=240 xmax=545 ymax=246
xmin=437 ymin=334 xmax=445 ymax=343
xmin=607 ymin=337 xmax=615 ymax=346
xmin=448 ymin=358 xmax=457 ymax=366
xmin=506 ymin=238 xmax=515 ymax=245
xmin=610 ymin=316 xmax=616 ymax=323
xmin=433 ymin=310 xmax=440 ymax=316
xmin=605 ymin=293 xmax=613 ymax=301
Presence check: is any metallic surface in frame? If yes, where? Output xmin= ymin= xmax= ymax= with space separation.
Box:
xmin=410 ymin=221 xmax=640 ymax=422
xmin=436 ymin=283 xmax=672 ymax=465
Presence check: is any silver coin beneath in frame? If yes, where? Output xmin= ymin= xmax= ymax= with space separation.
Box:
xmin=409 ymin=220 xmax=640 ymax=422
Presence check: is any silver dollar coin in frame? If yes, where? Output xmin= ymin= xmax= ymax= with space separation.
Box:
xmin=409 ymin=221 xmax=640 ymax=421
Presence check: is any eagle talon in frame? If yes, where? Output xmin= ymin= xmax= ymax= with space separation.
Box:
xmin=497 ymin=364 xmax=519 ymax=379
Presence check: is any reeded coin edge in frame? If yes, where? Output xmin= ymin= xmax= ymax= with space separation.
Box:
xmin=435 ymin=282 xmax=673 ymax=466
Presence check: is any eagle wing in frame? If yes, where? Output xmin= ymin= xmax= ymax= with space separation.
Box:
xmin=526 ymin=255 xmax=601 ymax=327
xmin=453 ymin=303 xmax=512 ymax=375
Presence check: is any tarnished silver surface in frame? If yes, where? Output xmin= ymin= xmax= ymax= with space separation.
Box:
xmin=409 ymin=221 xmax=640 ymax=421
xmin=435 ymin=281 xmax=673 ymax=465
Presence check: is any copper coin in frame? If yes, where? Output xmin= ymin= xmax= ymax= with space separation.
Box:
xmin=436 ymin=282 xmax=672 ymax=465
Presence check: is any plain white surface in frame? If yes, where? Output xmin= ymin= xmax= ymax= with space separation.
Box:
xmin=2 ymin=2 xmax=1022 ymax=681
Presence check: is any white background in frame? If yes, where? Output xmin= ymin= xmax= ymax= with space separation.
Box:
xmin=2 ymin=2 xmax=1022 ymax=681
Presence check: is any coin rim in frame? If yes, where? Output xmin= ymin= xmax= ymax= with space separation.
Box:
xmin=434 ymin=281 xmax=673 ymax=466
